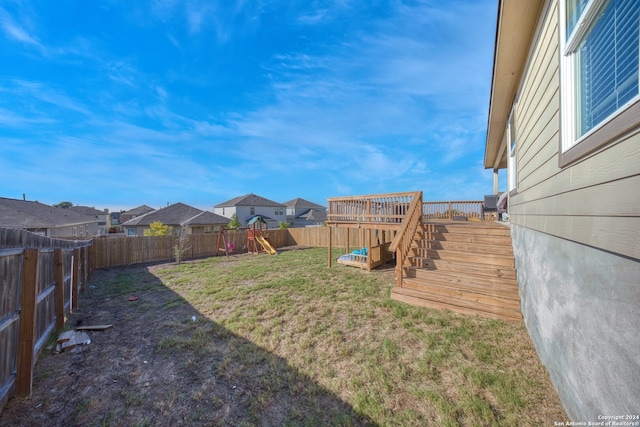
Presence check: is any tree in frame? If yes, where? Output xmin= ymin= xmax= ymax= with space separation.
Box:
xmin=173 ymin=224 xmax=191 ymax=264
xmin=278 ymin=221 xmax=289 ymax=229
xmin=144 ymin=221 xmax=172 ymax=236
xmin=54 ymin=201 xmax=73 ymax=209
xmin=228 ymin=213 xmax=241 ymax=229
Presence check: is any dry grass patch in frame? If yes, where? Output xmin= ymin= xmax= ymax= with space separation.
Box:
xmin=0 ymin=246 xmax=566 ymax=426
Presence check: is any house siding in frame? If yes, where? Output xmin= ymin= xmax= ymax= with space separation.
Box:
xmin=506 ymin=0 xmax=640 ymax=419
xmin=510 ymin=0 xmax=640 ymax=259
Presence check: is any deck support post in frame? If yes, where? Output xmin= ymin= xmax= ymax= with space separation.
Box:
xmin=327 ymin=225 xmax=333 ymax=267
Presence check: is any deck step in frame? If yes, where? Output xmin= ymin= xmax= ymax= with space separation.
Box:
xmin=396 ymin=220 xmax=520 ymax=321
xmin=407 ymin=259 xmax=517 ymax=280
xmin=421 ymin=223 xmax=512 ymax=237
xmin=402 ymin=277 xmax=520 ymax=309
xmin=417 ymin=232 xmax=513 ymax=245
xmin=391 ymin=286 xmax=522 ymax=322
xmin=406 ymin=267 xmax=518 ymax=288
xmin=413 ymin=239 xmax=514 ymax=256
xmin=408 ymin=249 xmax=515 ymax=267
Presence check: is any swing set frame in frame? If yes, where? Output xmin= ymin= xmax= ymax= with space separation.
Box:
xmin=216 ymin=227 xmax=248 ymax=258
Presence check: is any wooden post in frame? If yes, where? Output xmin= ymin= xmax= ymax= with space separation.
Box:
xmin=89 ymin=243 xmax=95 ymax=280
xmin=493 ymin=169 xmax=499 ymax=194
xmin=17 ymin=249 xmax=38 ymax=397
xmin=448 ymin=202 xmax=452 ymax=219
xmin=396 ymin=246 xmax=403 ymax=288
xmin=54 ymin=248 xmax=65 ymax=330
xmin=72 ymin=248 xmax=80 ymax=310
xmin=367 ymin=229 xmax=372 ymax=270
xmin=80 ymin=246 xmax=86 ymax=291
xmin=327 ymin=225 xmax=333 ymax=267
xmin=346 ymin=227 xmax=350 ymax=255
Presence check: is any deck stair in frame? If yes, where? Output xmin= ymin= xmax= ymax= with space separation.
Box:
xmin=391 ymin=221 xmax=522 ymax=321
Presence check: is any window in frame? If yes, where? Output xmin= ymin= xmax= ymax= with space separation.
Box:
xmin=507 ymin=109 xmax=517 ymax=192
xmin=275 ymin=207 xmax=284 ymax=216
xmin=250 ymin=207 xmax=255 ymax=215
xmin=560 ymin=0 xmax=640 ymax=161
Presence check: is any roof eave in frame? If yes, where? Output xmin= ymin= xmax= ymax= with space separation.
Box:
xmin=485 ymin=0 xmax=545 ymax=169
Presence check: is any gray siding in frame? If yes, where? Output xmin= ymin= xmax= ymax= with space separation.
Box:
xmin=506 ymin=0 xmax=640 ymax=420
xmin=510 ymin=0 xmax=640 ymax=260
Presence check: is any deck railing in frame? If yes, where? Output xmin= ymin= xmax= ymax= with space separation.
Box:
xmin=422 ymin=201 xmax=484 ymax=221
xmin=388 ymin=192 xmax=423 ymax=288
xmin=327 ymin=192 xmax=419 ymax=225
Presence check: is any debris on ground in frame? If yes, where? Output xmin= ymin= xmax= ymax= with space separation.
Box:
xmin=54 ymin=330 xmax=91 ymax=353
xmin=74 ymin=324 xmax=114 ymax=331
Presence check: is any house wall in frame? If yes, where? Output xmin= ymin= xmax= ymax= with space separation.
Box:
xmin=47 ymin=223 xmax=99 ymax=238
xmin=507 ymin=0 xmax=640 ymax=419
xmin=214 ymin=206 xmax=238 ymax=220
xmin=189 ymin=225 xmax=223 ymax=234
xmin=512 ymin=225 xmax=640 ymax=420
xmin=219 ymin=206 xmax=285 ymax=228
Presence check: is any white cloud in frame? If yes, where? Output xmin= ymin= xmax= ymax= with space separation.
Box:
xmin=0 ymin=7 xmax=45 ymax=52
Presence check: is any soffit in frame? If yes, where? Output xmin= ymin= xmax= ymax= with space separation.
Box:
xmin=485 ymin=0 xmax=545 ymax=169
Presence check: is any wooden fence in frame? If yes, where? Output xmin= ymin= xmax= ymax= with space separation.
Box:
xmin=90 ymin=227 xmax=375 ymax=269
xmin=0 ymin=229 xmax=91 ymax=412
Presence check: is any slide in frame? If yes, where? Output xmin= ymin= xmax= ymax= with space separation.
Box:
xmin=256 ymin=235 xmax=277 ymax=255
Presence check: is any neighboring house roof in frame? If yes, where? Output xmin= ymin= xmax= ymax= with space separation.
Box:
xmin=69 ymin=206 xmax=108 ymax=216
xmin=215 ymin=193 xmax=285 ymax=208
xmin=283 ymin=198 xmax=326 ymax=210
xmin=183 ymin=211 xmax=229 ymax=227
xmin=122 ymin=205 xmax=155 ymax=217
xmin=0 ymin=197 xmax=100 ymax=228
xmin=121 ymin=203 xmax=225 ymax=227
xmin=296 ymin=208 xmax=327 ymax=221
xmin=120 ymin=205 xmax=155 ymax=216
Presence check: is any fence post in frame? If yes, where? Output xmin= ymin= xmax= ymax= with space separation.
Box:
xmin=72 ymin=248 xmax=80 ymax=310
xmin=79 ymin=246 xmax=86 ymax=291
xmin=448 ymin=202 xmax=452 ymax=219
xmin=54 ymin=249 xmax=65 ymax=330
xmin=17 ymin=249 xmax=38 ymax=397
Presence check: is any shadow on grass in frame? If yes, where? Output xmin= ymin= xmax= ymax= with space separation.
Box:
xmin=0 ymin=264 xmax=376 ymax=427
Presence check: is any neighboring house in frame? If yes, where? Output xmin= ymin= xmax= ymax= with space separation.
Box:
xmin=283 ymin=198 xmax=327 ymax=227
xmin=69 ymin=206 xmax=111 ymax=235
xmin=121 ymin=202 xmax=228 ymax=236
xmin=109 ymin=211 xmax=122 ymax=233
xmin=119 ymin=205 xmax=155 ymax=224
xmin=214 ymin=194 xmax=286 ymax=228
xmin=0 ymin=197 xmax=99 ymax=237
xmin=485 ymin=0 xmax=639 ymax=420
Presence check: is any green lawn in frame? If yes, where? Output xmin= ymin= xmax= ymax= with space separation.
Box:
xmin=2 ymin=246 xmax=565 ymax=426
xmin=149 ymin=247 xmax=565 ymax=426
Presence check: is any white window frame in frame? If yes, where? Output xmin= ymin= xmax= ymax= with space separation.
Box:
xmin=559 ymin=0 xmax=640 ymax=166
xmin=507 ymin=108 xmax=517 ymax=192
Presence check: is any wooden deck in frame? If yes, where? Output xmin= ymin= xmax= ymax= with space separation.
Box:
xmin=391 ymin=220 xmax=521 ymax=321
xmin=327 ymin=192 xmax=521 ymax=321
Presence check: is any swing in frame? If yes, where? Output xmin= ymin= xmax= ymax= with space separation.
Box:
xmin=217 ymin=228 xmax=235 ymax=258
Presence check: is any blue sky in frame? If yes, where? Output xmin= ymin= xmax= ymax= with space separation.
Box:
xmin=1 ymin=0 xmax=500 ymax=212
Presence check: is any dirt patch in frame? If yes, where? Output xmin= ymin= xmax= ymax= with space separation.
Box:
xmin=0 ymin=247 xmax=566 ymax=426
xmin=0 ymin=252 xmax=370 ymax=426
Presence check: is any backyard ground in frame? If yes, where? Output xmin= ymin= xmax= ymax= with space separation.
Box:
xmin=0 ymin=246 xmax=566 ymax=426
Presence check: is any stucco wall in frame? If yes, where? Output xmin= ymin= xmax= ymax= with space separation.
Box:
xmin=512 ymin=224 xmax=640 ymax=420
